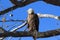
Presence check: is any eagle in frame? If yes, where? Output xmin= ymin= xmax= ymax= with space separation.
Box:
xmin=27 ymin=8 xmax=39 ymax=40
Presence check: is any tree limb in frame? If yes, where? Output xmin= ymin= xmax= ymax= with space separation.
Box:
xmin=43 ymin=0 xmax=60 ymax=6
xmin=0 ymin=6 xmax=20 ymax=15
xmin=37 ymin=13 xmax=60 ymax=20
xmin=10 ymin=0 xmax=38 ymax=6
xmin=0 ymin=0 xmax=60 ymax=15
xmin=0 ymin=27 xmax=7 ymax=40
xmin=0 ymin=0 xmax=39 ymax=15
xmin=0 ymin=20 xmax=25 ymax=22
xmin=10 ymin=21 xmax=27 ymax=32
xmin=0 ymin=29 xmax=60 ymax=38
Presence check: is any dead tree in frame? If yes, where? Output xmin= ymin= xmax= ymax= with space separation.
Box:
xmin=0 ymin=13 xmax=60 ymax=40
xmin=0 ymin=0 xmax=60 ymax=40
xmin=4 ymin=11 xmax=60 ymax=40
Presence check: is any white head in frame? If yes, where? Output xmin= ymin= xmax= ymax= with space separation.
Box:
xmin=27 ymin=8 xmax=34 ymax=14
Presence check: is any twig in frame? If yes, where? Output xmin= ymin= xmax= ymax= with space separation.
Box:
xmin=10 ymin=21 xmax=27 ymax=32
xmin=0 ymin=20 xmax=25 ymax=22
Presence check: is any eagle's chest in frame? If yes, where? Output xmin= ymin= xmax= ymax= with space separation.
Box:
xmin=27 ymin=14 xmax=39 ymax=31
xmin=27 ymin=14 xmax=34 ymax=23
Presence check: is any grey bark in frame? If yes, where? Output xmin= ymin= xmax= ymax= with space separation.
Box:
xmin=0 ymin=29 xmax=60 ymax=38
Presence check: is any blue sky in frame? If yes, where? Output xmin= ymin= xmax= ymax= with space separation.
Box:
xmin=0 ymin=0 xmax=60 ymax=40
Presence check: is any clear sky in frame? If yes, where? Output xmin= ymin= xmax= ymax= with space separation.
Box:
xmin=0 ymin=0 xmax=60 ymax=40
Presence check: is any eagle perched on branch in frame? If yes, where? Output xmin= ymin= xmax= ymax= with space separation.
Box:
xmin=27 ymin=8 xmax=39 ymax=40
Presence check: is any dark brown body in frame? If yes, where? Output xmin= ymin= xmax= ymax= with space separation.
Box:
xmin=27 ymin=13 xmax=39 ymax=32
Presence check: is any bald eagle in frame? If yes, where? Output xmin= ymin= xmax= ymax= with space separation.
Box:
xmin=27 ymin=8 xmax=39 ymax=40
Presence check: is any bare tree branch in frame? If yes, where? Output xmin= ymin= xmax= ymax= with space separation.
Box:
xmin=0 ymin=6 xmax=20 ymax=15
xmin=10 ymin=0 xmax=38 ymax=6
xmin=0 ymin=20 xmax=25 ymax=22
xmin=37 ymin=13 xmax=60 ymax=20
xmin=0 ymin=20 xmax=26 ymax=40
xmin=10 ymin=21 xmax=27 ymax=32
xmin=0 ymin=27 xmax=6 ymax=33
xmin=0 ymin=0 xmax=60 ymax=15
xmin=43 ymin=0 xmax=60 ymax=6
xmin=0 ymin=27 xmax=7 ymax=40
xmin=0 ymin=29 xmax=60 ymax=38
xmin=0 ymin=0 xmax=39 ymax=15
